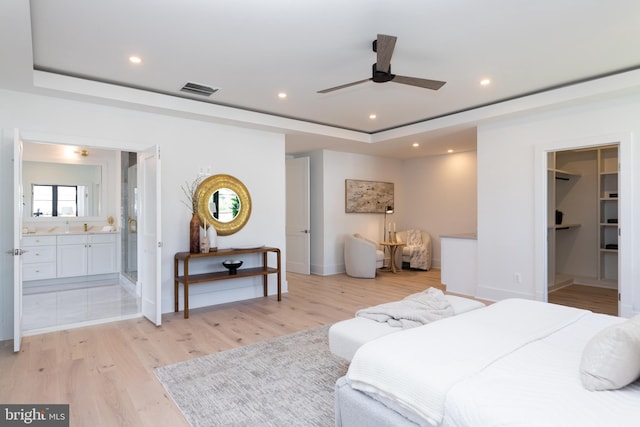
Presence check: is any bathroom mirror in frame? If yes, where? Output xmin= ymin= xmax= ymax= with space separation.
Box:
xmin=196 ymin=174 xmax=251 ymax=236
xmin=23 ymin=161 xmax=103 ymax=218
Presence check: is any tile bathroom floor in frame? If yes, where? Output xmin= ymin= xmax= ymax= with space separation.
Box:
xmin=23 ymin=278 xmax=141 ymax=332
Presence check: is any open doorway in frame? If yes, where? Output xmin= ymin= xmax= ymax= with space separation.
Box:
xmin=14 ymin=130 xmax=162 ymax=350
xmin=546 ymin=144 xmax=618 ymax=315
xmin=20 ymin=143 xmax=141 ymax=333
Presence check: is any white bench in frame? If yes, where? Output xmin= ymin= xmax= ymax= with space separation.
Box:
xmin=329 ymin=294 xmax=486 ymax=361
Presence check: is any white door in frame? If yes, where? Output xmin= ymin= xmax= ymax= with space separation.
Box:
xmin=13 ymin=129 xmax=24 ymax=352
xmin=138 ymin=145 xmax=162 ymax=325
xmin=285 ymin=157 xmax=310 ymax=274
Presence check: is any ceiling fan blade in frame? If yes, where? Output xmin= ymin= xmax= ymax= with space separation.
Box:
xmin=375 ymin=34 xmax=397 ymax=72
xmin=317 ymin=78 xmax=371 ymax=94
xmin=392 ymin=75 xmax=446 ymax=90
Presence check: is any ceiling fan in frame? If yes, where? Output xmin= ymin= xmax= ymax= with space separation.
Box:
xmin=317 ymin=34 xmax=446 ymax=94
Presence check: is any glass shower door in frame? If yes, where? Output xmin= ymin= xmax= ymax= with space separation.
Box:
xmin=121 ymin=158 xmax=138 ymax=284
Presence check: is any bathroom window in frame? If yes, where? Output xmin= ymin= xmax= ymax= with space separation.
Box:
xmin=32 ymin=185 xmax=78 ymax=217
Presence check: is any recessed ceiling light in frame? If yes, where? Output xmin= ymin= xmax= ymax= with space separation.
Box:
xmin=412 ymin=143 xmax=420 ymax=147
xmin=480 ymin=78 xmax=491 ymax=86
xmin=278 ymin=92 xmax=287 ymax=99
xmin=448 ymin=149 xmax=454 ymax=153
xmin=129 ymin=56 xmax=142 ymax=64
xmin=369 ymin=114 xmax=377 ymax=119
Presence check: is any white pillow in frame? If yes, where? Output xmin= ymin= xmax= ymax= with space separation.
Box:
xmin=579 ymin=315 xmax=640 ymax=391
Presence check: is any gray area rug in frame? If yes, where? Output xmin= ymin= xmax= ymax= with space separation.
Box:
xmin=155 ymin=325 xmax=348 ymax=426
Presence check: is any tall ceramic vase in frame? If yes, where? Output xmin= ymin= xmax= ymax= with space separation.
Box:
xmin=189 ymin=213 xmax=200 ymax=253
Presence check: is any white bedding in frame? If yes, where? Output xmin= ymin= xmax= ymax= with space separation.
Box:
xmin=356 ymin=287 xmax=454 ymax=328
xmin=347 ymin=299 xmax=593 ymax=426
xmin=442 ymin=312 xmax=640 ymax=427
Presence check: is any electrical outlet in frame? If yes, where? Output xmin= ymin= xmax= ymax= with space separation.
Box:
xmin=514 ymin=273 xmax=522 ymax=283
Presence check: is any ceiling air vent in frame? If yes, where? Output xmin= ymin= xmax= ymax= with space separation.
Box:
xmin=180 ymin=82 xmax=219 ymax=96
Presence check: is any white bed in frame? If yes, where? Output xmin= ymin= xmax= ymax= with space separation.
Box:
xmin=336 ymin=299 xmax=640 ymax=427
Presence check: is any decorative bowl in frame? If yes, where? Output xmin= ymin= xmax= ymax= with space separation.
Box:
xmin=222 ymin=259 xmax=243 ymax=274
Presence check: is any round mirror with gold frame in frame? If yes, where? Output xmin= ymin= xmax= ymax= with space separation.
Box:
xmin=196 ymin=174 xmax=251 ymax=236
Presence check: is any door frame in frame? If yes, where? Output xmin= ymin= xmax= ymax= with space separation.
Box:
xmin=534 ymin=132 xmax=631 ymax=316
xmin=13 ymin=129 xmax=23 ymax=352
xmin=13 ymin=130 xmax=162 ymax=350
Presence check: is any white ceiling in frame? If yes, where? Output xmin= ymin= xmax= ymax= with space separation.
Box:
xmin=3 ymin=1 xmax=640 ymax=158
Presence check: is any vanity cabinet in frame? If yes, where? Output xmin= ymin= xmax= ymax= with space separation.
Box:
xmin=22 ymin=231 xmax=118 ymax=281
xmin=87 ymin=233 xmax=117 ymax=275
xmin=22 ymin=235 xmax=57 ymax=281
xmin=57 ymin=233 xmax=117 ymax=278
xmin=57 ymin=234 xmax=88 ymax=277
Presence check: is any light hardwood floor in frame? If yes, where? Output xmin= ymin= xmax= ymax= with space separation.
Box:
xmin=0 ymin=269 xmax=444 ymax=427
xmin=0 ymin=269 xmax=616 ymax=426
xmin=548 ymin=284 xmax=618 ymax=316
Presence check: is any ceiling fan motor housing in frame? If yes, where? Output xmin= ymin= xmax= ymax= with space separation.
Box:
xmin=372 ymin=63 xmax=394 ymax=83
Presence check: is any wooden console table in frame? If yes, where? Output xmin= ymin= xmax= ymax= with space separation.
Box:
xmin=174 ymin=246 xmax=281 ymax=318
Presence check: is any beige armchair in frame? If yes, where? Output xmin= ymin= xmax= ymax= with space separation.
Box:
xmin=395 ymin=229 xmax=432 ymax=270
xmin=344 ymin=234 xmax=384 ymax=278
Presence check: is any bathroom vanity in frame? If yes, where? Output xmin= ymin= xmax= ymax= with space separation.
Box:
xmin=22 ymin=231 xmax=118 ymax=281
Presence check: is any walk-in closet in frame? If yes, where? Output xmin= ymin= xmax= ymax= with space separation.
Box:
xmin=547 ymin=145 xmax=618 ymax=314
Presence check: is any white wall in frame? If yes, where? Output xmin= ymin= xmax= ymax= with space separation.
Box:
xmin=476 ymin=92 xmax=640 ymax=316
xmin=310 ymin=150 xmax=404 ymax=275
xmin=306 ymin=149 xmax=478 ymax=274
xmin=0 ymin=88 xmax=286 ymax=341
xmin=304 ymin=150 xmax=477 ymax=275
xmin=401 ymin=151 xmax=477 ymax=266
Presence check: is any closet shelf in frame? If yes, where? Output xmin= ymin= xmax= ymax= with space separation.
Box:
xmin=554 ymin=223 xmax=581 ymax=230
xmin=550 ymin=168 xmax=580 ymax=180
xmin=600 ymin=248 xmax=618 ymax=253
